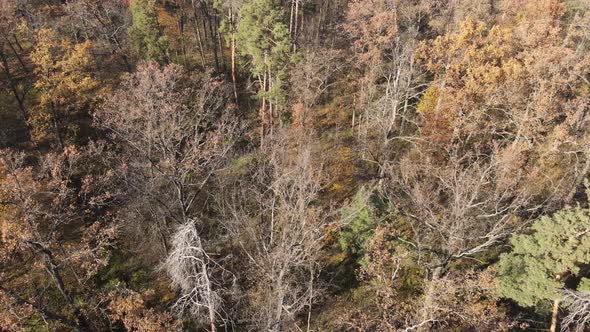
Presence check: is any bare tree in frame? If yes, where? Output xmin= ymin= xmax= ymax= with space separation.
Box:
xmin=0 ymin=1 xmax=36 ymax=142
xmin=344 ymin=0 xmax=429 ymax=175
xmin=290 ymin=47 xmax=343 ymax=112
xmin=563 ymin=290 xmax=590 ymax=332
xmin=164 ymin=221 xmax=226 ymax=332
xmin=95 ymin=61 xmax=238 ymax=259
xmin=378 ymin=142 xmax=535 ymax=330
xmin=358 ymin=7 xmax=590 ymax=329
xmin=224 ymin=130 xmax=329 ymax=331
xmin=64 ymin=0 xmax=133 ymax=70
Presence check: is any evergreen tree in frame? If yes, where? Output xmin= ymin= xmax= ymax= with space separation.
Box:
xmin=497 ymin=187 xmax=590 ymax=330
xmin=236 ymin=0 xmax=290 ymax=140
xmin=215 ymin=0 xmax=241 ymax=104
xmin=339 ymin=188 xmax=379 ymax=259
xmin=236 ymin=0 xmax=289 ymax=83
xmin=497 ymin=203 xmax=590 ymax=307
xmin=129 ymin=0 xmax=169 ymax=63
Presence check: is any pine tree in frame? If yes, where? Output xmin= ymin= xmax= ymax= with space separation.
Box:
xmin=339 ymin=188 xmax=378 ymax=260
xmin=215 ymin=0 xmax=242 ymax=104
xmin=497 ymin=186 xmax=590 ymax=330
xmin=236 ymin=0 xmax=290 ymax=141
xmin=129 ymin=0 xmax=169 ymax=63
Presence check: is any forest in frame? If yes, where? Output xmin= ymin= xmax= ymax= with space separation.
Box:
xmin=2 ymin=0 xmax=590 ymax=331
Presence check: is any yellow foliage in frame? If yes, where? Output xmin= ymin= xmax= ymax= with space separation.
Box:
xmin=29 ymin=110 xmax=53 ymax=143
xmin=330 ymin=146 xmax=356 ymax=193
xmin=416 ymin=86 xmax=439 ymax=115
xmin=31 ymin=29 xmax=97 ymax=106
xmin=30 ymin=28 xmax=98 ymax=144
xmin=415 ymin=18 xmax=524 ymax=142
xmin=0 ymin=165 xmax=34 ymax=259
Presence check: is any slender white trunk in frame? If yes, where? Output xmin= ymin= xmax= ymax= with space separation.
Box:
xmin=268 ymin=67 xmax=274 ymax=137
xmin=259 ymin=71 xmax=266 ymax=146
xmin=289 ymin=0 xmax=295 ymax=36
xmin=230 ymin=8 xmax=238 ymax=104
xmin=273 ymin=269 xmax=286 ymax=331
xmin=294 ymin=0 xmax=299 ymax=52
xmin=417 ymin=267 xmax=442 ymax=332
xmin=550 ymin=298 xmax=560 ymax=332
xmin=306 ymin=264 xmax=314 ymax=332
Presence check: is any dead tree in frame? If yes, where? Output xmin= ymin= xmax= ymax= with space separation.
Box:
xmin=164 ymin=221 xmax=225 ymax=332
xmin=224 ymin=130 xmax=329 ymax=331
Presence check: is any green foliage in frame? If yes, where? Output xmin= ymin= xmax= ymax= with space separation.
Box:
xmin=95 ymin=249 xmax=152 ymax=290
xmin=497 ymin=193 xmax=590 ymax=308
xmin=26 ymin=317 xmax=54 ymax=332
xmin=129 ymin=0 xmax=169 ymax=63
xmin=578 ymin=277 xmax=590 ymax=292
xmin=565 ymin=0 xmax=590 ymax=14
xmin=339 ymin=188 xmax=387 ymax=259
xmin=236 ymin=0 xmax=290 ymax=75
xmin=302 ymin=1 xmax=317 ymax=14
xmin=213 ymin=0 xmax=234 ymax=47
xmin=225 ymin=153 xmax=256 ymax=177
xmin=236 ymin=0 xmax=290 ymax=102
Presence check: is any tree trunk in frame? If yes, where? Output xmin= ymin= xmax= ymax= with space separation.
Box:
xmin=315 ymin=4 xmax=321 ymax=45
xmin=550 ymin=298 xmax=560 ymax=332
xmin=50 ymin=101 xmax=65 ymax=149
xmin=268 ymin=67 xmax=273 ymax=137
xmin=272 ymin=269 xmax=286 ymax=332
xmin=306 ymin=263 xmax=314 ymax=332
xmin=7 ymin=38 xmax=27 ymax=70
xmin=417 ymin=266 xmax=442 ymax=332
xmin=566 ymin=155 xmax=590 ymax=202
xmin=230 ymin=8 xmax=238 ymax=105
xmin=191 ymin=0 xmax=206 ymax=68
xmin=203 ymin=263 xmax=217 ymax=332
xmin=289 ymin=0 xmax=295 ymax=36
xmin=215 ymin=15 xmax=226 ymax=72
xmin=0 ymin=45 xmax=29 ymax=125
xmin=178 ymin=9 xmax=187 ymax=63
xmin=259 ymin=72 xmax=266 ymax=146
xmin=293 ymin=0 xmax=299 ymax=52
xmin=27 ymin=241 xmax=91 ymax=331
xmin=205 ymin=9 xmax=220 ymax=71
xmin=201 ymin=9 xmax=210 ymax=49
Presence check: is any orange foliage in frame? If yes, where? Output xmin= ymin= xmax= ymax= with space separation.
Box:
xmin=345 ymin=0 xmax=398 ymax=68
xmin=30 ymin=28 xmax=98 ymax=145
xmin=108 ymin=288 xmax=175 ymax=332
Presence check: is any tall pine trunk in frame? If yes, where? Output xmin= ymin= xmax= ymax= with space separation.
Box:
xmin=293 ymin=0 xmax=299 ymax=52
xmin=230 ymin=8 xmax=238 ymax=104
xmin=191 ymin=0 xmax=206 ymax=67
